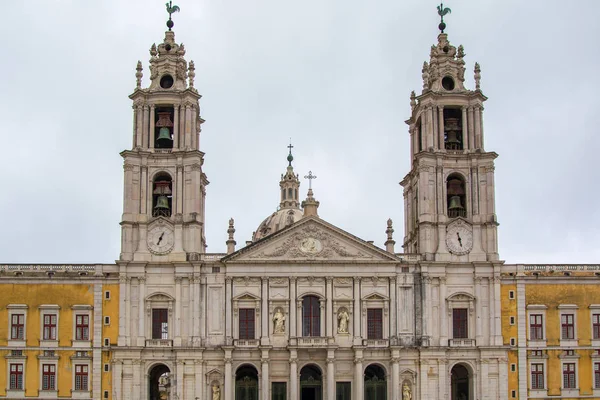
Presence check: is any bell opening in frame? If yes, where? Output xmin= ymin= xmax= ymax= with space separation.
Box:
xmin=447 ymin=174 xmax=466 ymax=218
xmin=152 ymin=174 xmax=173 ymax=217
xmin=155 ymin=107 xmax=174 ymax=149
xmin=444 ymin=109 xmax=463 ymax=150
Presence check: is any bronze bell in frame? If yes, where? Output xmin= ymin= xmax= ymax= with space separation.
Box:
xmin=448 ymin=195 xmax=464 ymax=210
xmin=154 ymin=195 xmax=170 ymax=211
xmin=156 ymin=127 xmax=172 ymax=142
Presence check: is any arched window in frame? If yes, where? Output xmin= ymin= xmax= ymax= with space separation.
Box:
xmin=235 ymin=365 xmax=258 ymax=400
xmin=154 ymin=107 xmax=174 ymax=149
xmin=364 ymin=365 xmax=387 ymax=400
xmin=148 ymin=364 xmax=170 ymax=400
xmin=444 ymin=108 xmax=463 ymax=150
xmin=302 ymin=296 xmax=320 ymax=337
xmin=300 ymin=365 xmax=322 ymax=400
xmin=152 ymin=173 xmax=173 ymax=217
xmin=447 ymin=174 xmax=466 ymax=218
xmin=451 ymin=364 xmax=471 ymax=400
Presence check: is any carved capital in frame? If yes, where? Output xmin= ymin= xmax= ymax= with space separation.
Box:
xmin=354 ymin=358 xmax=363 ymax=365
xmin=326 ymin=358 xmax=335 ymax=364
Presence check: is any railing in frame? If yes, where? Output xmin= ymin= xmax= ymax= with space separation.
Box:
xmin=234 ymin=339 xmax=259 ymax=348
xmin=146 ymin=339 xmax=173 ymax=348
xmin=448 ymin=338 xmax=476 ymax=347
xmin=296 ymin=337 xmax=328 ymax=347
xmin=363 ymin=339 xmax=389 ymax=348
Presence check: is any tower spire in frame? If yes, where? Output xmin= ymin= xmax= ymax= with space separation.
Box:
xmin=279 ymin=143 xmax=301 ymax=209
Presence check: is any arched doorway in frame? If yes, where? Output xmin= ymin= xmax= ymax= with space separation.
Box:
xmin=236 ymin=365 xmax=259 ymax=400
xmin=451 ymin=364 xmax=470 ymax=400
xmin=300 ymin=364 xmax=322 ymax=400
xmin=149 ymin=364 xmax=170 ymax=400
xmin=364 ymin=364 xmax=386 ymax=400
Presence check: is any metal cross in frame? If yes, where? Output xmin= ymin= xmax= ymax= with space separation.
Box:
xmin=287 ymin=139 xmax=294 ymax=154
xmin=304 ymin=171 xmax=317 ymax=190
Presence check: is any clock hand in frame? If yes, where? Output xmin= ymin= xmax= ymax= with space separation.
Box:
xmin=456 ymin=232 xmax=462 ymax=247
xmin=157 ymin=232 xmax=164 ymax=245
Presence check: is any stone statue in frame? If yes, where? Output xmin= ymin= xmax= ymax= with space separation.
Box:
xmin=212 ymin=384 xmax=221 ymax=400
xmin=402 ymin=383 xmax=411 ymax=400
xmin=273 ymin=309 xmax=285 ymax=333
xmin=337 ymin=309 xmax=349 ymax=333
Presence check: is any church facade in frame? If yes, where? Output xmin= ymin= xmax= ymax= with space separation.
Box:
xmin=1 ymin=7 xmax=600 ymax=400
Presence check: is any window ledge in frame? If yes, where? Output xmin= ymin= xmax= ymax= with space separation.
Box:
xmin=527 ymin=339 xmax=546 ymax=348
xmin=561 ymin=389 xmax=579 ymax=397
xmin=560 ymin=339 xmax=578 ymax=347
xmin=528 ymin=389 xmax=548 ymax=398
xmin=71 ymin=340 xmax=92 ymax=348
xmin=39 ymin=339 xmax=59 ymax=348
xmin=39 ymin=389 xmax=58 ymax=398
xmin=6 ymin=389 xmax=25 ymax=397
xmin=71 ymin=390 xmax=91 ymax=399
xmin=8 ymin=339 xmax=26 ymax=347
xmin=591 ymin=339 xmax=600 ymax=347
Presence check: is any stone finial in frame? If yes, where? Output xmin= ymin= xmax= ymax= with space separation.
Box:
xmin=474 ymin=62 xmax=481 ymax=90
xmin=226 ymin=218 xmax=236 ymax=254
xmin=457 ymin=45 xmax=465 ymax=59
xmin=188 ymin=60 xmax=196 ymax=89
xmin=301 ymin=189 xmax=320 ymax=218
xmin=385 ymin=218 xmax=395 ymax=253
xmin=410 ymin=91 xmax=416 ymax=112
xmin=421 ymin=62 xmax=429 ymax=91
xmin=135 ymin=61 xmax=143 ymax=89
xmin=150 ymin=43 xmax=157 ymax=57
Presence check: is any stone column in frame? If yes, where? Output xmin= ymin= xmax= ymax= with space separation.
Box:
xmin=468 ymin=107 xmax=475 ymax=150
xmin=474 ymin=105 xmax=482 ymax=149
xmin=118 ymin=275 xmax=127 ymax=346
xmin=225 ymin=277 xmax=233 ymax=341
xmin=354 ymin=356 xmax=363 ymax=400
xmin=353 ymin=277 xmax=361 ymax=340
xmin=461 ymin=106 xmax=468 ymax=150
xmin=319 ymin=299 xmax=326 ymax=336
xmin=262 ymin=278 xmax=269 ymax=343
xmin=173 ymin=105 xmax=180 ymax=149
xmin=327 ymin=355 xmax=335 ymax=400
xmin=138 ymin=277 xmax=146 ymax=345
xmin=142 ymin=105 xmax=149 ymax=148
xmin=149 ymin=105 xmax=155 ymax=149
xmin=390 ymin=277 xmax=397 ymax=339
xmin=391 ymin=358 xmax=400 ymax=400
xmin=326 ymin=277 xmax=333 ymax=337
xmin=474 ymin=277 xmax=482 ymax=344
xmin=488 ymin=277 xmax=495 ymax=346
xmin=261 ymin=356 xmax=270 ymax=400
xmin=175 ymin=276 xmax=182 ymax=342
xmin=422 ymin=275 xmax=430 ymax=341
xmin=432 ymin=106 xmax=438 ymax=149
xmin=201 ymin=276 xmax=207 ymax=339
xmin=494 ymin=275 xmax=502 ymax=345
xmin=289 ymin=354 xmax=298 ymax=400
xmin=195 ymin=360 xmax=204 ymax=400
xmin=126 ymin=277 xmax=131 ymax=344
xmin=140 ymin=165 xmax=148 ymax=215
xmin=135 ymin=105 xmax=143 ymax=148
xmin=478 ymin=106 xmax=485 ymax=149
xmin=420 ymin=118 xmax=427 ymax=151
xmin=437 ymin=106 xmax=444 ymax=150
xmin=409 ymin=127 xmax=415 ymax=167
xmin=132 ymin=360 xmax=141 ymax=400
xmin=123 ymin=360 xmax=133 ymax=400
xmin=176 ymin=360 xmax=184 ymax=400
xmin=184 ymin=104 xmax=192 ymax=148
xmin=113 ymin=359 xmax=123 ymax=400
xmin=289 ymin=277 xmax=297 ymax=337
xmin=225 ymin=356 xmax=233 ymax=400
xmin=193 ymin=275 xmax=201 ymax=340
xmin=191 ymin=105 xmax=198 ymax=150
xmin=439 ymin=277 xmax=447 ymax=345
xmin=427 ymin=106 xmax=435 ymax=149
xmin=414 ymin=126 xmax=420 ymax=155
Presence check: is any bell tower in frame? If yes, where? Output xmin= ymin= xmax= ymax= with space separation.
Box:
xmin=401 ymin=11 xmax=498 ymax=262
xmin=120 ymin=12 xmax=207 ymax=262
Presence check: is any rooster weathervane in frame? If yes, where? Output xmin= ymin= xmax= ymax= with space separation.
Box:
xmin=437 ymin=2 xmax=452 ymax=33
xmin=165 ymin=1 xmax=181 ymax=31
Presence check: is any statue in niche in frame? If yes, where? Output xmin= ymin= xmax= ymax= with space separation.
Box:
xmin=212 ymin=383 xmax=221 ymax=400
xmin=402 ymin=383 xmax=412 ymax=400
xmin=337 ymin=308 xmax=349 ymax=333
xmin=273 ymin=309 xmax=286 ymax=333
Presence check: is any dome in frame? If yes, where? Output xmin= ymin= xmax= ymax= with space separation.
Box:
xmin=252 ymin=208 xmax=304 ymax=241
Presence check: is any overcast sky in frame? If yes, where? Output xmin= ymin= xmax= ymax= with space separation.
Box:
xmin=2 ymin=0 xmax=598 ymax=264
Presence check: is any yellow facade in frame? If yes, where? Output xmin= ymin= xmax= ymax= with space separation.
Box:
xmin=502 ymin=271 xmax=600 ymax=399
xmin=0 ymin=278 xmax=119 ymax=399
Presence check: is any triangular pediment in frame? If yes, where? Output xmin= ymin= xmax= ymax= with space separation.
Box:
xmin=224 ymin=216 xmax=399 ymax=263
xmin=362 ymin=293 xmax=389 ymax=301
xmin=232 ymin=292 xmax=259 ymax=301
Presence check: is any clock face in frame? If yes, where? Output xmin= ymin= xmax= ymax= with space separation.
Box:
xmin=147 ymin=225 xmax=174 ymax=255
xmin=446 ymin=221 xmax=473 ymax=255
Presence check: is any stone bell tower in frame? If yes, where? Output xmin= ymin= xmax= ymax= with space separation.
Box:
xmin=401 ymin=25 xmax=499 ymax=263
xmin=119 ymin=22 xmax=208 ymax=262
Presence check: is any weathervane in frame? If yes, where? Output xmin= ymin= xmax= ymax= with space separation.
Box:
xmin=165 ymin=1 xmax=181 ymax=31
xmin=304 ymin=171 xmax=317 ymax=190
xmin=437 ymin=2 xmax=452 ymax=33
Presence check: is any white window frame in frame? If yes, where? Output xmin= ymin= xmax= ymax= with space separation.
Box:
xmin=362 ymin=294 xmax=390 ymax=342
xmin=39 ymin=305 xmax=60 ymax=348
xmin=232 ymin=294 xmax=260 ymax=340
xmin=527 ymin=305 xmax=547 ymax=347
xmin=590 ymin=305 xmax=600 ymax=347
xmin=509 ymin=290 xmax=515 ymax=300
xmin=104 ymin=316 xmax=110 ymax=326
xmin=446 ymin=293 xmax=475 ymax=345
xmin=593 ymin=360 xmax=600 ymax=396
xmin=104 ymin=290 xmax=111 ymax=300
xmin=71 ymin=354 xmax=92 ymax=399
xmin=561 ymin=360 xmax=579 ymax=396
xmin=528 ymin=357 xmax=548 ymax=398
xmin=71 ymin=305 xmax=93 ymax=348
xmin=559 ymin=304 xmax=579 ymax=347
xmin=7 ymin=304 xmax=28 ymax=347
xmin=5 ymin=352 xmax=26 ymax=398
xmin=38 ymin=352 xmax=59 ymax=398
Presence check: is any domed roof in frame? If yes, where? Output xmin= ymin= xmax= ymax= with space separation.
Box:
xmin=252 ymin=208 xmax=304 ymax=242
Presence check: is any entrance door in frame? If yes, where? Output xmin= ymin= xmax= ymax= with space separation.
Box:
xmin=300 ymin=365 xmax=322 ymax=400
xmin=451 ymin=364 xmax=470 ymax=400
